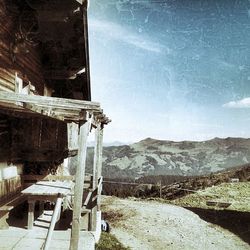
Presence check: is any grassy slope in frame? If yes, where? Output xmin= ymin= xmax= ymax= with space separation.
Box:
xmin=166 ymin=182 xmax=250 ymax=212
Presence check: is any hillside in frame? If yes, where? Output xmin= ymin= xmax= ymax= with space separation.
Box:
xmin=101 ymin=164 xmax=250 ymax=199
xmin=87 ymin=137 xmax=250 ymax=178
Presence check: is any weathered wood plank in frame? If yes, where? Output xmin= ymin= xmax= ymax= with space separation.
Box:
xmin=0 ymin=92 xmax=106 ymax=123
xmin=22 ymin=181 xmax=74 ymax=196
xmin=0 ymin=92 xmax=100 ymax=111
xmin=23 ymin=103 xmax=64 ymax=121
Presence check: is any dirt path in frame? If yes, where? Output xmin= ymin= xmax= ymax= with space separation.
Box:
xmin=102 ymin=196 xmax=249 ymax=250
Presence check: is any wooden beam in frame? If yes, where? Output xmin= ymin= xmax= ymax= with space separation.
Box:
xmin=23 ymin=103 xmax=64 ymax=121
xmin=0 ymin=92 xmax=100 ymax=111
xmin=92 ymin=113 xmax=111 ymax=128
xmin=0 ymin=104 xmax=89 ymax=123
xmin=0 ymin=92 xmax=106 ymax=122
xmin=70 ymin=118 xmax=90 ymax=250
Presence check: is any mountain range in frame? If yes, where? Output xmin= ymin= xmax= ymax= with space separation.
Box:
xmin=86 ymin=137 xmax=250 ymax=179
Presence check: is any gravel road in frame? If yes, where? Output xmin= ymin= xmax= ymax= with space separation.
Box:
xmin=102 ymin=196 xmax=249 ymax=250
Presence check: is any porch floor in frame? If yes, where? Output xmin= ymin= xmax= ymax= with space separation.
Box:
xmin=0 ymin=209 xmax=95 ymax=250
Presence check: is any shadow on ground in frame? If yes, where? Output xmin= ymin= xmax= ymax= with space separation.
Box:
xmin=185 ymin=207 xmax=250 ymax=245
xmin=7 ymin=202 xmax=72 ymax=230
xmin=7 ymin=202 xmax=29 ymax=229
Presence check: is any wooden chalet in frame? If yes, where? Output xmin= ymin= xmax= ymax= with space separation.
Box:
xmin=0 ymin=0 xmax=109 ymax=249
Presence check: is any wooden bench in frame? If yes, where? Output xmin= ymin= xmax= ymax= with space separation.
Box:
xmin=0 ymin=176 xmax=25 ymax=229
xmin=0 ymin=193 xmax=26 ymax=229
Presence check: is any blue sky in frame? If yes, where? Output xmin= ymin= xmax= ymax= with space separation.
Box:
xmin=88 ymin=0 xmax=250 ymax=143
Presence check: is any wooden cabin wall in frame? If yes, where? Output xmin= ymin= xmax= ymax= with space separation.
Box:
xmin=0 ymin=1 xmax=45 ymax=94
xmin=10 ymin=117 xmax=67 ymax=163
xmin=0 ymin=114 xmax=11 ymax=161
xmin=0 ymin=114 xmax=68 ymax=163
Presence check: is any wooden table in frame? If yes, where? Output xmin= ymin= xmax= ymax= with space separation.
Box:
xmin=22 ymin=181 xmax=74 ymax=229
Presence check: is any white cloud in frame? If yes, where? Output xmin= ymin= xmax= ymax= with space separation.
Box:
xmin=89 ymin=18 xmax=168 ymax=53
xmin=223 ymin=97 xmax=250 ymax=108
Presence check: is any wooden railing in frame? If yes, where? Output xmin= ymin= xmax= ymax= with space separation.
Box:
xmin=81 ymin=176 xmax=102 ymax=209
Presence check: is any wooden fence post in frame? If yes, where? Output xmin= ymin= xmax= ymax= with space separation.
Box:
xmin=158 ymin=180 xmax=162 ymax=199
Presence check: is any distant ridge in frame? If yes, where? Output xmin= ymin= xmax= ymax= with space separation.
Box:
xmin=87 ymin=141 xmax=128 ymax=147
xmin=86 ymin=137 xmax=250 ymax=179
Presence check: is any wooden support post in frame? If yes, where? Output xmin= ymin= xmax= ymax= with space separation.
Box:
xmin=70 ymin=119 xmax=90 ymax=250
xmin=93 ymin=124 xmax=103 ymax=187
xmin=67 ymin=123 xmax=79 ymax=150
xmin=90 ymin=124 xmax=103 ymax=231
xmin=28 ymin=199 xmax=35 ymax=230
xmin=66 ymin=123 xmax=79 ymax=175
xmin=44 ymin=197 xmax=63 ymax=250
xmin=39 ymin=201 xmax=44 ymax=217
xmin=96 ymin=126 xmax=103 ymax=211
